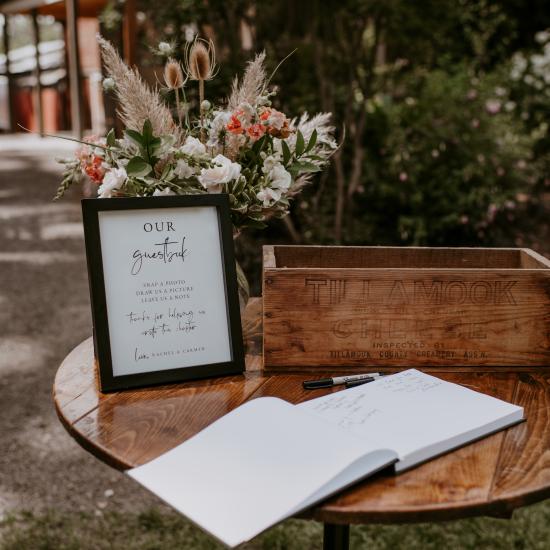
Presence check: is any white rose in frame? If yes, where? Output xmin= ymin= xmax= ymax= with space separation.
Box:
xmin=268 ymin=163 xmax=291 ymax=191
xmin=257 ymin=187 xmax=282 ymax=207
xmin=198 ymin=154 xmax=241 ymax=193
xmin=180 ymin=136 xmax=206 ymax=157
xmin=173 ymin=159 xmax=194 ymax=179
xmin=153 ymin=187 xmax=176 ymax=197
xmin=98 ymin=167 xmax=126 ymax=198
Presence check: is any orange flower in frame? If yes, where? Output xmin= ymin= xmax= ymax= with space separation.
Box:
xmin=247 ymin=123 xmax=266 ymax=141
xmin=259 ymin=107 xmax=272 ymax=121
xmin=227 ymin=115 xmax=243 ymax=134
xmin=84 ymin=156 xmax=105 ymax=184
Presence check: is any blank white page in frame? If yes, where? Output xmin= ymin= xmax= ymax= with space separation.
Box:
xmin=298 ymin=369 xmax=523 ymax=472
xmin=128 ymin=397 xmax=396 ymax=548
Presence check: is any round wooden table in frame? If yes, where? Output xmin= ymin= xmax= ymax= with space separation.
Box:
xmin=54 ymin=298 xmax=550 ymax=550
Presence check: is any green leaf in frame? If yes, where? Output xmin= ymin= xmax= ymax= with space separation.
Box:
xmin=106 ymin=128 xmax=116 ymax=147
xmin=142 ymin=119 xmax=153 ymax=142
xmin=159 ymin=162 xmax=172 ymax=181
xmin=305 ymin=129 xmax=317 ymax=152
xmin=233 ymin=177 xmax=245 ymax=196
xmin=295 ymin=130 xmax=305 ymax=156
xmin=292 ymin=161 xmax=322 ymax=173
xmin=148 ymin=137 xmax=162 ymax=159
xmin=252 ymin=134 xmax=266 ymax=155
xmin=281 ymin=140 xmax=291 ymax=165
xmin=126 ymin=157 xmax=152 ymax=177
xmin=125 ymin=129 xmax=144 ymax=148
xmin=244 ymin=219 xmax=267 ymax=229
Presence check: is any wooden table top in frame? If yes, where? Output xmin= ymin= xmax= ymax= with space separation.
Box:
xmin=54 ymin=298 xmax=550 ymax=525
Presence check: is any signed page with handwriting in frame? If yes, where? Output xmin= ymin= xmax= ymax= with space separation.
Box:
xmin=97 ymin=205 xmax=231 ymax=376
xmin=298 ymin=369 xmax=524 ymax=471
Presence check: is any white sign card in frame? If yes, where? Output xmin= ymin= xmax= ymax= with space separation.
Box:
xmin=82 ymin=195 xmax=244 ymax=391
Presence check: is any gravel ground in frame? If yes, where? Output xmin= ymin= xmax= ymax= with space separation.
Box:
xmin=0 ymin=135 xmax=160 ymax=519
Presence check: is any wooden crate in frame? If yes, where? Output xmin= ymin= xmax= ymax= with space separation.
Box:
xmin=262 ymin=246 xmax=550 ymax=370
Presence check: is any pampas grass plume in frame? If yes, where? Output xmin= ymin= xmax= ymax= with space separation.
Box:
xmin=97 ymin=35 xmax=183 ymax=144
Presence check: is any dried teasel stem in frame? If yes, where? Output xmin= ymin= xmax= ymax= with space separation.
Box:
xmin=199 ymin=79 xmax=205 ymax=141
xmin=185 ymin=37 xmax=217 ymax=143
xmin=164 ymin=59 xmax=186 ymax=127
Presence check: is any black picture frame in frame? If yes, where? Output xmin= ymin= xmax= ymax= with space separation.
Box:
xmin=81 ymin=194 xmax=245 ymax=392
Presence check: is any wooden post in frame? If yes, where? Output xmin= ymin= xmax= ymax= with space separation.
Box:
xmin=122 ymin=0 xmax=136 ymax=66
xmin=323 ymin=524 xmax=350 ymax=550
xmin=65 ymin=0 xmax=83 ymax=138
xmin=2 ymin=14 xmax=16 ymax=132
xmin=58 ymin=20 xmax=69 ymax=131
xmin=31 ymin=9 xmax=44 ymax=135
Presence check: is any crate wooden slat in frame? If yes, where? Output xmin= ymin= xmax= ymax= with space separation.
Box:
xmin=262 ymin=246 xmax=550 ymax=370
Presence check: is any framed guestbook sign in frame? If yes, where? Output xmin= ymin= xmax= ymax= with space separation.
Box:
xmin=82 ymin=195 xmax=244 ymax=392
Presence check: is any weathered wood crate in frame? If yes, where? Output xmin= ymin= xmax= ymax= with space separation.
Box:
xmin=262 ymin=246 xmax=550 ymax=370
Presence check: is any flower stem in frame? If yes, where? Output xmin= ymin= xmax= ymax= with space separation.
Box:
xmin=175 ymin=88 xmax=182 ymax=128
xmin=199 ymin=78 xmax=205 ymax=143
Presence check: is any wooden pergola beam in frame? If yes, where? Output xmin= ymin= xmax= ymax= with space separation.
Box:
xmin=2 ymin=13 xmax=16 ymax=131
xmin=65 ymin=0 xmax=83 ymax=138
xmin=31 ymin=8 xmax=44 ymax=135
xmin=122 ymin=0 xmax=136 ymax=67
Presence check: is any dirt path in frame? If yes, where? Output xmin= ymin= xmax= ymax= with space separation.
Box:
xmin=0 ymin=136 xmax=159 ymax=518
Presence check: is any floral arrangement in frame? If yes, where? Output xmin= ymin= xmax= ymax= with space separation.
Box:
xmin=56 ymin=36 xmax=337 ymax=232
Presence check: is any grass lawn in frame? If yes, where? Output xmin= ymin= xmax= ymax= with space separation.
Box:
xmin=1 ymin=499 xmax=550 ymax=550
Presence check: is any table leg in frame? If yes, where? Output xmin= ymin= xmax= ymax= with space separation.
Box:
xmin=323 ymin=523 xmax=350 ymax=550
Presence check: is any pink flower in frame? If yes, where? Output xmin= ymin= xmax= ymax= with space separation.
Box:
xmin=485 ymin=99 xmax=501 ymax=114
xmin=247 ymin=123 xmax=266 ymax=141
xmin=266 ymin=108 xmax=287 ymax=130
xmin=399 ymin=172 xmax=408 ymax=182
xmin=487 ymin=203 xmax=498 ymax=223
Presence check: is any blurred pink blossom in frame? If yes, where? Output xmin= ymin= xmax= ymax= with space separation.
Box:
xmin=487 ymin=203 xmax=498 ymax=223
xmin=485 ymin=99 xmax=501 ymax=114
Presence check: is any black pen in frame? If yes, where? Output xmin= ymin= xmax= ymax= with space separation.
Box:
xmin=302 ymin=372 xmax=386 ymax=390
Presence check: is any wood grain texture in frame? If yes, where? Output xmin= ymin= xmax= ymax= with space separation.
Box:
xmin=54 ymin=298 xmax=550 ymax=524
xmin=70 ymin=374 xmax=265 ymax=469
xmin=263 ymin=246 xmax=550 ymax=369
xmin=273 ymin=245 xmax=525 ymax=269
xmin=489 ymin=372 xmax=550 ymax=511
xmin=54 ymin=298 xmax=267 ymax=469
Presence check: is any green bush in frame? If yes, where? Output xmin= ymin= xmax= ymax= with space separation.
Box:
xmin=98 ymin=0 xmax=550 ymax=288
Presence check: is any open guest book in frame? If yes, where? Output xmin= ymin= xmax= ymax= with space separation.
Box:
xmin=128 ymin=369 xmax=524 ymax=547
